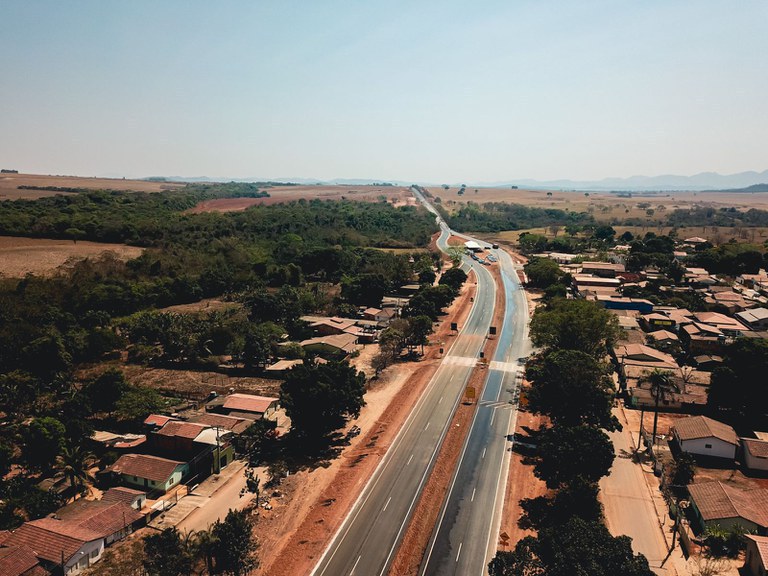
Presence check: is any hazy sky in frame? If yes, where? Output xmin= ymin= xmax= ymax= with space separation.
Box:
xmin=2 ymin=1 xmax=766 ymax=182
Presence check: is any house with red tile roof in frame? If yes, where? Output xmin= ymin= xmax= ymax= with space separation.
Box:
xmin=0 ymin=544 xmax=46 ymax=576
xmin=110 ymin=453 xmax=188 ymax=493
xmin=672 ymin=416 xmax=738 ymax=460
xmin=688 ymin=481 xmax=768 ymax=534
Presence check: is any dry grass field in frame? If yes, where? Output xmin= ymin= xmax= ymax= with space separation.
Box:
xmin=427 ymin=186 xmax=768 ymax=223
xmin=0 ymin=236 xmax=143 ymax=277
xmin=188 ymin=185 xmax=414 ymax=213
xmin=0 ymin=172 xmax=184 ymax=200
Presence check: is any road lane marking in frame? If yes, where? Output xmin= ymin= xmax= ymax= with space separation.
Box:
xmin=383 ymin=496 xmax=392 ymax=512
xmin=407 ymin=454 xmax=413 ymax=465
xmin=456 ymin=542 xmax=463 ymax=562
xmin=424 ymin=422 xmax=430 ymax=431
xmin=471 ymin=487 xmax=476 ymax=502
xmin=438 ymin=396 xmax=443 ymax=404
xmin=490 ymin=408 xmax=496 ymax=426
xmin=350 ymin=555 xmax=361 ymax=575
xmin=482 ymin=447 xmax=486 ymax=459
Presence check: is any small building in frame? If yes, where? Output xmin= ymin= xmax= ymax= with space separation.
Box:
xmin=464 ymin=240 xmax=482 ymax=253
xmin=189 ymin=412 xmax=253 ymax=435
xmin=0 ymin=543 xmax=45 ymax=575
xmin=110 ymin=454 xmax=188 ymax=493
xmin=744 ymin=535 xmax=768 ymax=576
xmin=363 ymin=307 xmax=398 ymax=325
xmin=595 ymin=295 xmax=653 ymax=314
xmin=687 ymin=481 xmax=768 ymax=534
xmin=580 ymin=261 xmax=626 ymax=278
xmin=309 ymin=317 xmax=357 ymax=336
xmin=646 ymin=330 xmax=680 ymax=353
xmin=743 ymin=438 xmax=768 ymax=473
xmin=207 ymin=393 xmax=279 ymax=420
xmin=300 ymin=333 xmax=358 ymax=358
xmin=672 ymin=416 xmax=738 ymax=460
xmin=737 ymin=308 xmax=768 ymax=331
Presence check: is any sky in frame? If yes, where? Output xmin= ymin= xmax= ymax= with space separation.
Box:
xmin=1 ymin=1 xmax=767 ymax=183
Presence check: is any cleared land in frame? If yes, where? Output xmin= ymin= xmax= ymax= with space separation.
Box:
xmin=428 ymin=186 xmax=768 ymax=223
xmin=0 ymin=172 xmax=184 ymax=199
xmin=188 ymin=185 xmax=415 ymax=212
xmin=0 ymin=236 xmax=143 ymax=277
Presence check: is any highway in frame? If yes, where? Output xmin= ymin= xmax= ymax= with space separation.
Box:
xmin=420 ymin=241 xmax=531 ymax=576
xmin=311 ymin=194 xmax=497 ymax=576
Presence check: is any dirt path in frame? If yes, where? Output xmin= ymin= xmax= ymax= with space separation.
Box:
xmin=254 ymin=274 xmax=478 ymax=576
xmin=388 ymin=263 xmax=507 ymax=575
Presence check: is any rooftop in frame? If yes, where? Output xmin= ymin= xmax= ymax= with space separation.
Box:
xmin=743 ymin=438 xmax=768 ymax=460
xmin=688 ymin=481 xmax=768 ymax=528
xmin=745 ymin=535 xmax=768 ymax=567
xmin=674 ymin=416 xmax=738 ymax=446
xmin=111 ymin=453 xmax=185 ymax=483
xmin=222 ymin=393 xmax=278 ymax=415
xmin=155 ymin=420 xmax=209 ymax=440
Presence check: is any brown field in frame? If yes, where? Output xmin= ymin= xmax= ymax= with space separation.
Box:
xmin=428 ymin=186 xmax=768 ymax=223
xmin=0 ymin=236 xmax=143 ymax=277
xmin=188 ymin=185 xmax=415 ymax=212
xmin=0 ymin=172 xmax=184 ymax=200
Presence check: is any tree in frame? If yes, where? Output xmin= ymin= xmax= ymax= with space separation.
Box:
xmin=55 ymin=444 xmax=96 ymax=496
xmin=22 ymin=417 xmax=66 ymax=473
xmin=438 ymin=267 xmax=467 ymax=292
xmin=280 ymin=359 xmax=366 ymax=441
xmin=85 ymin=367 xmax=129 ymax=415
xmin=637 ymin=370 xmax=678 ymax=450
xmin=525 ymin=350 xmax=620 ymax=431
xmin=667 ymin=452 xmax=696 ymax=487
xmin=210 ymin=509 xmax=258 ymax=575
xmin=83 ymin=537 xmax=145 ymax=576
xmin=529 ymin=299 xmax=619 ymax=358
xmin=708 ymin=338 xmax=768 ymax=424
xmin=527 ymin=425 xmax=615 ymax=489
xmin=406 ymin=315 xmax=433 ymax=354
xmin=489 ymin=517 xmax=654 ymax=576
xmin=115 ymin=386 xmax=165 ymax=423
xmin=418 ymin=269 xmax=436 ymax=285
xmin=143 ymin=528 xmax=193 ymax=576
xmin=524 ymin=258 xmax=563 ymax=290
xmin=446 ymin=247 xmax=465 ymax=268
xmin=592 ymin=225 xmax=616 ymax=242
xmin=519 ymin=477 xmax=603 ymax=530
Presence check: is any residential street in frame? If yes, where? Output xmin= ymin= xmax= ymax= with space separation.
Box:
xmin=600 ymin=408 xmax=676 ymax=575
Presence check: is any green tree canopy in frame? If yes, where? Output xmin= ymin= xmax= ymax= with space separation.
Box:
xmin=525 ymin=350 xmax=620 ymax=431
xmin=280 ymin=359 xmax=366 ymax=440
xmin=524 ymin=258 xmax=564 ymax=290
xmin=22 ymin=416 xmax=66 ymax=472
xmin=210 ymin=509 xmax=258 ymax=576
xmin=143 ymin=528 xmax=193 ymax=576
xmin=708 ymin=337 xmax=768 ymax=425
xmin=529 ymin=298 xmax=619 ymax=358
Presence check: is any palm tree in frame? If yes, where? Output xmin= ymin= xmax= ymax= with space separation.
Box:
xmin=638 ymin=369 xmax=679 ymax=451
xmin=191 ymin=528 xmax=218 ymax=575
xmin=55 ymin=444 xmax=96 ymax=497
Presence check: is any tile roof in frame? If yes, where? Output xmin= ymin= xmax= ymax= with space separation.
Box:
xmin=743 ymin=438 xmax=768 ymax=460
xmin=190 ymin=413 xmax=251 ymax=433
xmin=143 ymin=414 xmax=176 ymax=427
xmin=0 ymin=544 xmax=42 ymax=576
xmin=111 ymin=454 xmax=184 ymax=483
xmin=746 ymin=535 xmax=768 ymax=567
xmin=3 ymin=522 xmax=93 ymax=564
xmin=56 ymin=501 xmax=143 ymax=540
xmin=688 ymin=482 xmax=768 ymax=528
xmin=222 ymin=394 xmax=278 ymax=415
xmin=647 ymin=330 xmax=679 ymax=341
xmin=155 ymin=420 xmax=209 ymax=439
xmin=674 ymin=416 xmax=738 ymax=446
xmin=101 ymin=487 xmax=146 ymax=505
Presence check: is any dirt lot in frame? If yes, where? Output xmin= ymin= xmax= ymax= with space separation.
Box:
xmin=255 ymin=273 xmax=478 ymax=576
xmin=188 ymin=185 xmax=413 ymax=212
xmin=0 ymin=173 xmax=183 ymax=199
xmin=0 ymin=236 xmax=144 ymax=277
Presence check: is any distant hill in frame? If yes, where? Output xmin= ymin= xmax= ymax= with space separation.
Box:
xmin=705 ymin=183 xmax=768 ymax=193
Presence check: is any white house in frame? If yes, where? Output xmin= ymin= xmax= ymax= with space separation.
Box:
xmin=672 ymin=415 xmax=738 ymax=460
xmin=743 ymin=438 xmax=768 ymax=472
xmin=110 ymin=453 xmax=188 ymax=493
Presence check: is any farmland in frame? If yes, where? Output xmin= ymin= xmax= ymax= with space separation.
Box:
xmin=0 ymin=172 xmax=184 ymax=199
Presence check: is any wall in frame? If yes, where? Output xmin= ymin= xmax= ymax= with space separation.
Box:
xmin=64 ymin=539 xmax=104 ymax=575
xmin=678 ymin=435 xmax=736 ymax=460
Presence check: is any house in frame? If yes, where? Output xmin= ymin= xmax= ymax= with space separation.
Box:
xmin=363 ymin=307 xmax=398 ymax=325
xmin=679 ymin=323 xmax=726 ymax=354
xmin=0 ymin=544 xmax=46 ymax=576
xmin=613 ymin=344 xmax=679 ymax=370
xmin=683 ymin=236 xmax=709 ymax=245
xmin=308 ymin=317 xmax=356 ymax=336
xmin=687 ymin=481 xmax=768 ymax=534
xmin=110 ymin=454 xmax=188 ymax=493
xmin=647 ymin=329 xmax=679 ymax=347
xmin=737 ymin=308 xmax=768 ymax=330
xmin=90 ymin=430 xmax=146 ymax=451
xmin=189 ymin=412 xmax=253 ymax=435
xmin=641 ymin=312 xmax=678 ymax=331
xmin=743 ymin=438 xmax=768 ymax=473
xmin=672 ymin=416 xmax=738 ymax=460
xmin=300 ymin=333 xmax=358 ymax=358
xmin=152 ymin=420 xmax=210 ymax=456
xmin=580 ymin=261 xmax=625 ymax=278
xmin=692 ymin=311 xmax=748 ymax=337
xmin=101 ymin=486 xmax=147 ymax=510
xmin=2 ymin=520 xmax=104 ymax=575
xmin=207 ymin=393 xmax=279 ymax=420
xmin=744 ymin=535 xmax=768 ymax=576
xmin=52 ymin=492 xmax=145 ymax=546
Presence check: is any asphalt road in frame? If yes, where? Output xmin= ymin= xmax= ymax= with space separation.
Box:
xmin=420 ymin=224 xmax=532 ymax=576
xmin=311 ymin=193 xmax=497 ymax=576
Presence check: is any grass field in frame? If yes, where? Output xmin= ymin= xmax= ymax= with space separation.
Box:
xmin=0 ymin=173 xmax=184 ymax=199
xmin=0 ymin=236 xmax=143 ymax=277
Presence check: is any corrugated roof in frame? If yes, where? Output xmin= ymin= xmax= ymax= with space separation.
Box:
xmin=111 ymin=454 xmax=184 ymax=483
xmin=688 ymin=482 xmax=768 ymax=528
xmin=222 ymin=394 xmax=278 ymax=415
xmin=674 ymin=416 xmax=738 ymax=445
